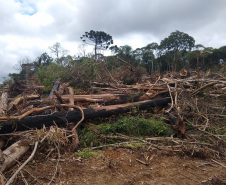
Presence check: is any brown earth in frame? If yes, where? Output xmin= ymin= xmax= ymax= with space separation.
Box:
xmin=6 ymin=147 xmax=226 ymax=185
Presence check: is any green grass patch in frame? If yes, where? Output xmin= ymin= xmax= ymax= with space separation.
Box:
xmin=78 ymin=115 xmax=174 ymax=148
xmin=206 ymin=126 xmax=226 ymax=135
xmin=75 ymin=149 xmax=103 ymax=158
xmin=122 ymin=142 xmax=145 ymax=149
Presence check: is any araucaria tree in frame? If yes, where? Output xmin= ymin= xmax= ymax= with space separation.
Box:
xmin=80 ymin=30 xmax=114 ymax=56
xmin=160 ymin=30 xmax=195 ymax=71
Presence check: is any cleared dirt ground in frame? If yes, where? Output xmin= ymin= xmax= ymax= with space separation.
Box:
xmin=7 ymin=147 xmax=226 ymax=185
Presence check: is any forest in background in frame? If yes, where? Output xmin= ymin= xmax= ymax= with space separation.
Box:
xmin=1 ymin=30 xmax=226 ymax=91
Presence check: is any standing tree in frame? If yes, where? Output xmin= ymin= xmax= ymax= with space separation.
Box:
xmin=49 ymin=42 xmax=68 ymax=58
xmin=78 ymin=43 xmax=88 ymax=58
xmin=14 ymin=57 xmax=32 ymax=71
xmin=35 ymin=52 xmax=52 ymax=66
xmin=160 ymin=30 xmax=195 ymax=71
xmin=80 ymin=30 xmax=114 ymax=56
xmin=145 ymin=42 xmax=159 ymax=72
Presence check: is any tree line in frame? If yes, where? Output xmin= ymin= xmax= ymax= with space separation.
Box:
xmin=1 ymin=30 xmax=226 ymax=89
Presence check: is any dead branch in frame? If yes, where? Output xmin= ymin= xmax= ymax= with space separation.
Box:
xmin=211 ymin=159 xmax=226 ymax=168
xmin=48 ymin=142 xmax=60 ymax=185
xmin=116 ymin=56 xmax=134 ymax=72
xmin=53 ymin=90 xmax=65 ymax=104
xmin=58 ymin=83 xmax=69 ymax=96
xmin=136 ymin=159 xmax=149 ymax=165
xmin=190 ymin=82 xmax=217 ymax=96
xmin=165 ymin=84 xmax=174 ymax=113
xmin=18 ymin=105 xmax=55 ymax=121
xmin=16 ymin=105 xmax=34 ymax=116
xmin=7 ymin=94 xmax=40 ymax=111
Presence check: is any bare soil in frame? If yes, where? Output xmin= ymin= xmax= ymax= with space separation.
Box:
xmin=7 ymin=147 xmax=226 ymax=185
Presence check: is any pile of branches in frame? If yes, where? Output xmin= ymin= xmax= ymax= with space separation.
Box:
xmin=1 ymin=68 xmax=226 ymax=183
xmin=0 ymin=78 xmax=44 ymax=97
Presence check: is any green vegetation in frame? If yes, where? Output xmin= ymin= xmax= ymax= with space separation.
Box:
xmin=75 ymin=149 xmax=103 ymax=158
xmin=2 ymin=29 xmax=226 ymax=90
xmin=36 ymin=63 xmax=68 ymax=92
xmin=78 ymin=115 xmax=174 ymax=148
xmin=99 ymin=116 xmax=172 ymax=136
xmin=206 ymin=126 xmax=226 ymax=136
xmin=122 ymin=142 xmax=145 ymax=149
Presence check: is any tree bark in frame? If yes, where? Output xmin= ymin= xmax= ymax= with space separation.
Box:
xmin=0 ymin=92 xmax=8 ymax=117
xmin=61 ymin=93 xmax=167 ymax=105
xmin=58 ymin=83 xmax=69 ymax=96
xmin=0 ymin=98 xmax=171 ymax=134
xmin=53 ymin=90 xmax=65 ymax=104
xmin=48 ymin=79 xmax=61 ymax=99
xmin=68 ymin=87 xmax=74 ymax=111
xmin=0 ymin=140 xmax=30 ymax=172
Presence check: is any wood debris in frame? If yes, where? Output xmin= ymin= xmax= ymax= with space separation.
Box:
xmin=1 ymin=70 xmax=226 ymax=183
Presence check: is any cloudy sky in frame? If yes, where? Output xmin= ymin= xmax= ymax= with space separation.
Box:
xmin=0 ymin=0 xmax=226 ymax=83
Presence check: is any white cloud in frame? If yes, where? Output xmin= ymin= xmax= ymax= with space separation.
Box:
xmin=0 ymin=0 xmax=226 ymax=83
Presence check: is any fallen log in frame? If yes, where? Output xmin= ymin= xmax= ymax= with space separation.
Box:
xmin=40 ymin=93 xmax=160 ymax=105
xmin=48 ymin=79 xmax=61 ymax=99
xmin=62 ymin=93 xmax=168 ymax=105
xmin=0 ymin=98 xmax=171 ymax=134
xmin=5 ymin=141 xmax=38 ymax=185
xmin=0 ymin=140 xmax=30 ymax=172
xmin=7 ymin=94 xmax=40 ymax=112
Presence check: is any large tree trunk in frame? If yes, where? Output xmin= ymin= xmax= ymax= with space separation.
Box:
xmin=0 ymin=98 xmax=171 ymax=134
xmin=62 ymin=93 xmax=168 ymax=105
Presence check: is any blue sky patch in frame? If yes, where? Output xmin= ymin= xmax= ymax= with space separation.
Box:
xmin=16 ymin=0 xmax=37 ymax=16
